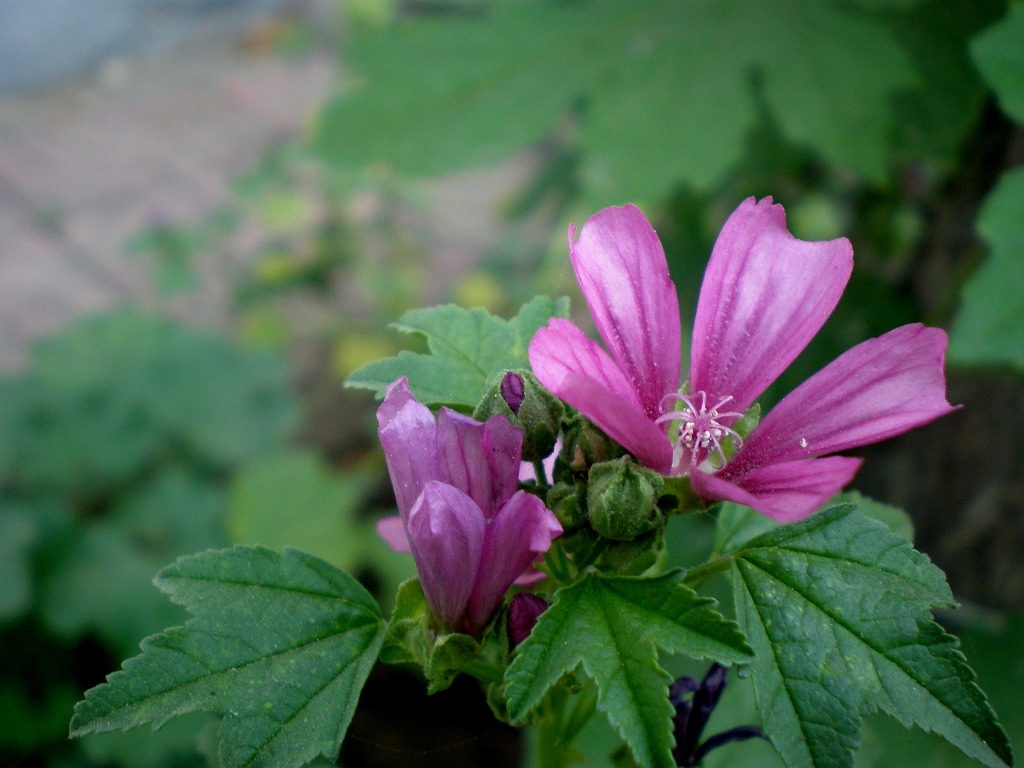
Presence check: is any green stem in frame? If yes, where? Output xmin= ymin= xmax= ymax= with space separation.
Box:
xmin=533 ymin=458 xmax=549 ymax=487
xmin=683 ymin=554 xmax=734 ymax=589
xmin=461 ymin=660 xmax=504 ymax=686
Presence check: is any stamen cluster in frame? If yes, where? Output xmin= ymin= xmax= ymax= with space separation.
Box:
xmin=656 ymin=391 xmax=743 ymax=472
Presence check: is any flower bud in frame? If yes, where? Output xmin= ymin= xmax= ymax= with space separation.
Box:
xmin=599 ymin=527 xmax=665 ymax=575
xmin=546 ymin=480 xmax=587 ymax=531
xmin=474 ymin=370 xmax=564 ymax=462
xmin=560 ymin=410 xmax=624 ymax=472
xmin=587 ymin=456 xmax=664 ymax=541
xmin=500 ymin=370 xmax=525 ymax=414
xmin=508 ymin=593 xmax=548 ymax=648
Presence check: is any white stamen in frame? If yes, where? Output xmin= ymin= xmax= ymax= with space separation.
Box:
xmin=657 ymin=389 xmax=744 ymax=472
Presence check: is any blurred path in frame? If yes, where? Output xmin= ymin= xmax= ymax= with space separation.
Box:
xmin=0 ymin=2 xmax=337 ymax=371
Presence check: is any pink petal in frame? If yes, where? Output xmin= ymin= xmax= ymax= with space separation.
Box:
xmin=377 ymin=378 xmax=439 ymax=522
xmin=406 ymin=481 xmax=486 ymax=632
xmin=557 ymin=373 xmax=674 ymax=473
xmin=375 ymin=515 xmax=411 ymax=552
xmin=530 ymin=318 xmax=644 ymax=410
xmin=436 ymin=409 xmax=522 ymax=519
xmin=723 ymin=324 xmax=958 ymax=472
xmin=569 ymin=205 xmax=682 ymax=418
xmin=467 ymin=490 xmax=562 ymax=634
xmin=530 ymin=319 xmax=673 ymax=472
xmin=690 ymin=197 xmax=853 ymax=416
xmin=692 ymin=456 xmax=862 ymax=522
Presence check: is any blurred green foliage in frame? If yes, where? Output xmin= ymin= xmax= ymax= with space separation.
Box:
xmin=0 ymin=311 xmax=299 ymax=765
xmin=314 ymin=0 xmax=995 ymax=205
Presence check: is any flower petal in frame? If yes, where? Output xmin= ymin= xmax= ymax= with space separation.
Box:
xmin=690 ymin=197 xmax=853 ymax=415
xmin=691 ymin=456 xmax=862 ymax=522
xmin=406 ymin=481 xmax=486 ymax=632
xmin=375 ymin=515 xmax=411 ymax=552
xmin=530 ymin=318 xmax=644 ymax=409
xmin=377 ymin=377 xmax=439 ymax=522
xmin=436 ymin=408 xmax=522 ymax=518
xmin=467 ymin=490 xmax=561 ymax=633
xmin=569 ymin=205 xmax=682 ymax=417
xmin=530 ymin=319 xmax=672 ymax=472
xmin=723 ymin=324 xmax=958 ymax=472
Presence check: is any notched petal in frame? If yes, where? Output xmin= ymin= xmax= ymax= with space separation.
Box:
xmin=690 ymin=196 xmax=853 ymax=414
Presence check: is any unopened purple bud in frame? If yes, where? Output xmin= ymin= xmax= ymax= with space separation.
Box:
xmin=501 ymin=371 xmax=526 ymax=415
xmin=509 ymin=593 xmax=548 ymax=647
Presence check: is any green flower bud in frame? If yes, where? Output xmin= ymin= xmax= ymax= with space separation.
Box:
xmin=599 ymin=527 xmax=665 ymax=575
xmin=546 ymin=480 xmax=587 ymax=532
xmin=587 ymin=456 xmax=665 ymax=541
xmin=560 ymin=409 xmax=624 ymax=473
xmin=474 ymin=370 xmax=564 ymax=462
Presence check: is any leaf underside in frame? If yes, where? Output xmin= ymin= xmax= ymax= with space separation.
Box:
xmin=70 ymin=546 xmax=385 ymax=768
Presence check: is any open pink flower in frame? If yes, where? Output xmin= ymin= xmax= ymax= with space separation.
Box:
xmin=376 ymin=378 xmax=562 ymax=635
xmin=529 ymin=198 xmax=957 ymax=522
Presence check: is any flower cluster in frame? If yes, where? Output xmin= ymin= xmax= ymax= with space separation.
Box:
xmin=376 ymin=378 xmax=562 ymax=636
xmin=529 ymin=198 xmax=956 ymax=521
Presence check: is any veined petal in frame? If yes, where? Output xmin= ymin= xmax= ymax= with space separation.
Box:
xmin=375 ymin=515 xmax=411 ymax=552
xmin=436 ymin=409 xmax=522 ymax=518
xmin=691 ymin=456 xmax=862 ymax=522
xmin=690 ymin=197 xmax=853 ymax=415
xmin=406 ymin=482 xmax=486 ymax=632
xmin=377 ymin=377 xmax=439 ymax=522
xmin=724 ymin=324 xmax=958 ymax=471
xmin=530 ymin=318 xmax=644 ymax=409
xmin=530 ymin=318 xmax=672 ymax=470
xmin=467 ymin=490 xmax=561 ymax=634
xmin=569 ymin=205 xmax=682 ymax=417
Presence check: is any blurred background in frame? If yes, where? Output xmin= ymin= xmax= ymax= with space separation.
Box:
xmin=0 ymin=1 xmax=1022 ymax=766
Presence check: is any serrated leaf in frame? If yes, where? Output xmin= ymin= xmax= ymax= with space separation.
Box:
xmin=505 ymin=570 xmax=752 ymax=768
xmin=971 ymin=4 xmax=1024 ymax=124
xmin=314 ymin=0 xmax=917 ymax=199
xmin=70 ymin=546 xmax=386 ymax=768
xmin=732 ymin=505 xmax=1012 ymax=768
xmin=949 ymin=166 xmax=1024 ymax=371
xmin=346 ymin=295 xmax=569 ymax=408
xmin=714 ymin=492 xmax=912 ymax=556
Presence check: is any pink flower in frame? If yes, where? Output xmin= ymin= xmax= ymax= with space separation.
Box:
xmin=529 ymin=198 xmax=957 ymax=522
xmin=376 ymin=378 xmax=562 ymax=635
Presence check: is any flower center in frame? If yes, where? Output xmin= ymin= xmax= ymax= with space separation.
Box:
xmin=656 ymin=390 xmax=744 ymax=473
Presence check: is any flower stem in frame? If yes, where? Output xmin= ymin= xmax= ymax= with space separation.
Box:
xmin=461 ymin=660 xmax=504 ymax=686
xmin=682 ymin=554 xmax=734 ymax=589
xmin=533 ymin=459 xmax=549 ymax=487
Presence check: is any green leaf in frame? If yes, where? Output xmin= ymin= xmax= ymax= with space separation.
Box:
xmin=227 ymin=451 xmax=372 ymax=572
xmin=714 ymin=492 xmax=912 ymax=557
xmin=504 ymin=570 xmax=752 ymax=768
xmin=70 ymin=546 xmax=386 ymax=768
xmin=0 ymin=505 xmax=36 ymax=620
xmin=732 ymin=505 xmax=1012 ymax=768
xmin=346 ymin=295 xmax=569 ymax=408
xmin=41 ymin=470 xmax=224 ymax=655
xmin=0 ymin=310 xmax=299 ymax=490
xmin=971 ymin=3 xmax=1024 ymax=124
xmin=950 ymin=167 xmax=1024 ymax=370
xmin=314 ymin=1 xmax=917 ymax=199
